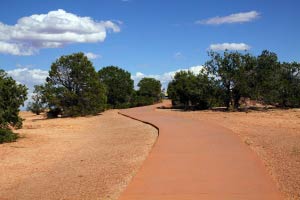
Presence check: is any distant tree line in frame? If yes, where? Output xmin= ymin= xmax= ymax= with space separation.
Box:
xmin=2 ymin=50 xmax=299 ymax=143
xmin=27 ymin=53 xmax=163 ymax=117
xmin=1 ymin=52 xmax=162 ymax=143
xmin=168 ymin=50 xmax=300 ymax=110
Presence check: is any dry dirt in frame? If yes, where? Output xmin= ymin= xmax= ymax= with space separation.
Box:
xmin=0 ymin=110 xmax=157 ymax=200
xmin=158 ymin=108 xmax=300 ymax=200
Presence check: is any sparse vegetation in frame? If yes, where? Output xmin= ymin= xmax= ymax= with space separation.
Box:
xmin=27 ymin=85 xmax=47 ymax=115
xmin=0 ymin=128 xmax=18 ymax=144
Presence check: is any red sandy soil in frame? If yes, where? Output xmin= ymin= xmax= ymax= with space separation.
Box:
xmin=158 ymin=107 xmax=300 ymax=200
xmin=0 ymin=110 xmax=157 ymax=200
xmin=119 ymin=102 xmax=283 ymax=200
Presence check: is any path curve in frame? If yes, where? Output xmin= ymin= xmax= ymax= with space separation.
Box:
xmin=119 ymin=102 xmax=283 ymax=200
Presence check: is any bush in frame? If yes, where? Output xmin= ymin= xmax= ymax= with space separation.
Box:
xmin=46 ymin=107 xmax=62 ymax=118
xmin=0 ymin=129 xmax=18 ymax=144
xmin=131 ymin=95 xmax=155 ymax=107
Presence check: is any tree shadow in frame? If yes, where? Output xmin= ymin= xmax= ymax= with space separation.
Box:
xmin=156 ymin=104 xmax=286 ymax=113
xmin=30 ymin=112 xmax=103 ymax=122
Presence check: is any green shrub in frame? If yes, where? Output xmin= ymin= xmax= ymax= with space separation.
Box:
xmin=47 ymin=108 xmax=62 ymax=118
xmin=0 ymin=129 xmax=18 ymax=144
xmin=131 ymin=95 xmax=155 ymax=107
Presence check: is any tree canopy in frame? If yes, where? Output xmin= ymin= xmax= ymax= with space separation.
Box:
xmin=205 ymin=51 xmax=257 ymax=109
xmin=0 ymin=69 xmax=27 ymax=143
xmin=0 ymin=69 xmax=27 ymax=129
xmin=45 ymin=52 xmax=106 ymax=116
xmin=168 ymin=50 xmax=300 ymax=110
xmin=167 ymin=70 xmax=220 ymax=109
xmin=138 ymin=77 xmax=162 ymax=102
xmin=98 ymin=66 xmax=134 ymax=108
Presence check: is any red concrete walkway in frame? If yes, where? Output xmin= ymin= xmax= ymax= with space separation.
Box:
xmin=118 ymin=102 xmax=283 ymax=200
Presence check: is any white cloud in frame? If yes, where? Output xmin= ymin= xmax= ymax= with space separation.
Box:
xmin=7 ymin=67 xmax=48 ymax=88
xmin=0 ymin=41 xmax=36 ymax=55
xmin=7 ymin=67 xmax=49 ymax=109
xmin=85 ymin=52 xmax=101 ymax=60
xmin=196 ymin=11 xmax=260 ymax=25
xmin=132 ymin=65 xmax=204 ymax=89
xmin=209 ymin=43 xmax=251 ymax=51
xmin=0 ymin=9 xmax=120 ymax=55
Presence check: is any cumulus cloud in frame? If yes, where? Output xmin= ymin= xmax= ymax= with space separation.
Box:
xmin=85 ymin=52 xmax=101 ymax=60
xmin=0 ymin=9 xmax=120 ymax=55
xmin=6 ymin=67 xmax=49 ymax=108
xmin=7 ymin=67 xmax=48 ymax=88
xmin=196 ymin=11 xmax=260 ymax=25
xmin=132 ymin=65 xmax=204 ymax=89
xmin=209 ymin=43 xmax=251 ymax=51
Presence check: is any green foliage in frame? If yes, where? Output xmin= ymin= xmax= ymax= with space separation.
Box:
xmin=0 ymin=128 xmax=18 ymax=144
xmin=98 ymin=66 xmax=134 ymax=108
xmin=167 ymin=71 xmax=198 ymax=108
xmin=169 ymin=50 xmax=300 ymax=110
xmin=138 ymin=77 xmax=162 ymax=102
xmin=167 ymin=70 xmax=219 ymax=109
xmin=0 ymin=69 xmax=27 ymax=129
xmin=248 ymin=50 xmax=300 ymax=107
xmin=205 ymin=51 xmax=256 ymax=110
xmin=130 ymin=78 xmax=163 ymax=107
xmin=131 ymin=91 xmax=155 ymax=107
xmin=254 ymin=50 xmax=282 ymax=104
xmin=45 ymin=52 xmax=106 ymax=117
xmin=0 ymin=69 xmax=26 ymax=144
xmin=277 ymin=62 xmax=300 ymax=107
xmin=27 ymin=85 xmax=47 ymax=115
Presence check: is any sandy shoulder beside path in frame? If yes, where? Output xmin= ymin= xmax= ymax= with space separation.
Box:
xmin=0 ymin=110 xmax=157 ymax=200
xmin=157 ymin=108 xmax=300 ymax=200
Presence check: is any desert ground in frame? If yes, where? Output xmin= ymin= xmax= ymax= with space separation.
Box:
xmin=0 ymin=110 xmax=157 ymax=200
xmin=1 ymin=105 xmax=299 ymax=200
xmin=157 ymin=107 xmax=300 ymax=200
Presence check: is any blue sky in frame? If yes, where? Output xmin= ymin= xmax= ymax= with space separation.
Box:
xmin=0 ymin=0 xmax=299 ymax=93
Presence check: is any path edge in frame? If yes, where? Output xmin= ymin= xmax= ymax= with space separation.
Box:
xmin=118 ymin=111 xmax=160 ymax=136
xmin=117 ymin=111 xmax=160 ymax=199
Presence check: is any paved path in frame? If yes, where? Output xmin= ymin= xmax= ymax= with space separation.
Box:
xmin=118 ymin=102 xmax=283 ymax=200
